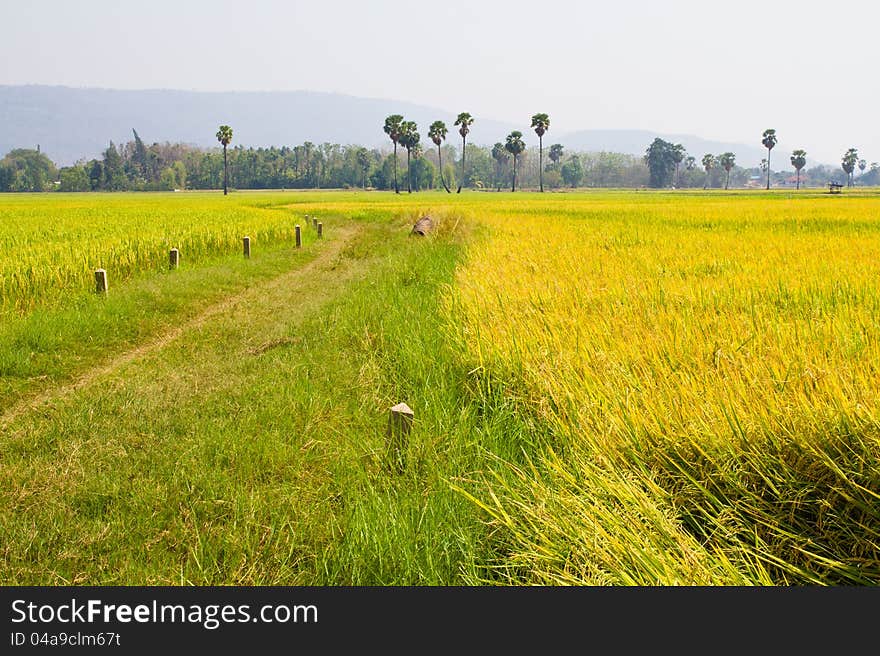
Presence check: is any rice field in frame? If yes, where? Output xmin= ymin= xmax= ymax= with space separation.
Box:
xmin=2 ymin=189 xmax=879 ymax=585
xmin=0 ymin=193 xmax=315 ymax=315
xmin=447 ymin=191 xmax=880 ymax=584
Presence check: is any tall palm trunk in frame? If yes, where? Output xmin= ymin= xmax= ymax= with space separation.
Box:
xmin=512 ymin=155 xmax=517 ymax=192
xmin=392 ymin=143 xmax=399 ymax=194
xmin=766 ymin=150 xmax=771 ymax=190
xmin=457 ymin=136 xmax=466 ymax=193
xmin=362 ymin=168 xmax=367 ymax=190
xmin=725 ymin=169 xmax=730 ymax=190
xmin=539 ymin=136 xmax=544 ymax=192
xmin=406 ymin=148 xmax=412 ymax=193
xmin=223 ymin=145 xmax=228 ymax=195
xmin=438 ymin=145 xmax=450 ymax=192
xmin=796 ymin=169 xmax=800 ymax=190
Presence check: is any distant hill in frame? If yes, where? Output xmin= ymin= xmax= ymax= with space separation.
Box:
xmin=1 ymin=85 xmax=780 ymax=168
xmin=0 ymin=85 xmax=520 ymax=166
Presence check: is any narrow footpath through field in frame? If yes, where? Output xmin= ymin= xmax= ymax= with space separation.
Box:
xmin=0 ymin=223 xmax=362 ymax=429
xmin=2 ymin=214 xmax=482 ymax=584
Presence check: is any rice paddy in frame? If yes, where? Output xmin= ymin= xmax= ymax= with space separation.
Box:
xmin=2 ymin=189 xmax=879 ymax=584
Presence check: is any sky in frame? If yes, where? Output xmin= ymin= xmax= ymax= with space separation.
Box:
xmin=1 ymin=0 xmax=877 ymax=164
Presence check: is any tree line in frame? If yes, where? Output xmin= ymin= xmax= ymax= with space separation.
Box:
xmin=643 ymin=129 xmax=872 ymax=190
xmin=1 ymin=122 xmax=877 ymax=192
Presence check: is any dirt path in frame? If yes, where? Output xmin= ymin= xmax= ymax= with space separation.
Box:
xmin=1 ymin=223 xmax=362 ymax=429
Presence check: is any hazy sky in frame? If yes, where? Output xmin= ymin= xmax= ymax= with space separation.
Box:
xmin=1 ymin=0 xmax=877 ymax=164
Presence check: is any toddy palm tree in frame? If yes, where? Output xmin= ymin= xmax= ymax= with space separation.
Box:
xmin=858 ymin=159 xmax=867 ymax=182
xmin=491 ymin=142 xmax=509 ymax=191
xmin=548 ymin=144 xmax=564 ymax=170
xmin=504 ymin=131 xmax=526 ymax=192
xmin=719 ymin=152 xmax=736 ymax=190
xmin=761 ymin=129 xmax=777 ymax=190
xmin=790 ymin=149 xmax=807 ymax=190
xmin=671 ymin=144 xmax=686 ymax=188
xmin=454 ymin=112 xmax=474 ymax=193
xmin=701 ymin=154 xmax=715 ymax=189
xmin=428 ymin=120 xmax=451 ymax=193
xmin=842 ymin=148 xmax=858 ymax=187
xmin=383 ymin=115 xmax=404 ymax=194
xmin=399 ymin=121 xmax=419 ymax=193
xmin=530 ymin=113 xmax=550 ymax=191
xmin=216 ymin=125 xmax=233 ymax=195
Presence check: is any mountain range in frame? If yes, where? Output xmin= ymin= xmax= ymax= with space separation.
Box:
xmin=1 ymin=85 xmax=785 ymax=168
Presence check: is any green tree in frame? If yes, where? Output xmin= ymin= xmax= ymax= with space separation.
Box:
xmin=58 ymin=165 xmax=90 ymax=191
xmin=0 ymin=148 xmax=57 ymax=191
xmin=841 ymin=148 xmax=858 ymax=187
xmin=409 ymin=152 xmax=435 ymax=191
xmin=355 ymin=147 xmax=370 ymax=189
xmin=858 ymin=158 xmax=867 ymax=182
xmin=302 ymin=141 xmax=315 ymax=185
xmin=701 ymin=154 xmax=716 ymax=189
xmin=504 ymin=131 xmax=526 ymax=191
xmin=454 ymin=112 xmax=474 ymax=193
xmin=643 ymin=138 xmax=677 ymax=188
xmin=671 ymin=143 xmax=686 ymax=187
xmin=428 ymin=121 xmax=451 ymax=193
xmin=761 ymin=129 xmax=777 ymax=190
xmin=790 ymin=149 xmax=807 ymax=190
xmin=399 ymin=121 xmax=419 ymax=193
xmin=530 ymin=113 xmax=550 ymax=191
xmin=561 ymin=155 xmax=584 ymax=188
xmin=87 ymin=160 xmax=103 ymax=190
xmin=102 ymin=142 xmax=126 ymax=190
xmin=719 ymin=152 xmax=736 ymax=190
xmin=548 ymin=143 xmax=564 ymax=170
xmin=172 ymin=161 xmax=187 ymax=189
xmin=131 ymin=129 xmax=149 ymax=179
xmin=215 ymin=125 xmax=233 ymax=195
xmin=383 ymin=115 xmax=404 ymax=194
xmin=159 ymin=167 xmax=178 ymax=190
xmin=491 ymin=142 xmax=510 ymax=191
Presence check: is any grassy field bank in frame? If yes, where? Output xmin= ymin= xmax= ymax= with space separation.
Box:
xmin=2 ymin=189 xmax=879 ymax=584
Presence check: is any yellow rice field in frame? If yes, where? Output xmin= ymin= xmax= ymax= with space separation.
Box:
xmin=447 ymin=192 xmax=880 ymax=583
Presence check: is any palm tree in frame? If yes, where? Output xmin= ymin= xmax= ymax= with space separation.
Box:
xmin=504 ymin=131 xmax=526 ymax=192
xmin=491 ymin=142 xmax=509 ymax=191
xmin=761 ymin=129 xmax=777 ymax=190
xmin=701 ymin=154 xmax=715 ymax=189
xmin=399 ymin=121 xmax=419 ymax=194
xmin=858 ymin=159 xmax=867 ymax=183
xmin=216 ymin=125 xmax=233 ymax=195
xmin=356 ymin=147 xmax=370 ymax=189
xmin=719 ymin=152 xmax=736 ymax=190
xmin=790 ymin=149 xmax=807 ymax=190
xmin=428 ymin=121 xmax=451 ymax=193
xmin=549 ymin=144 xmax=564 ymax=170
xmin=842 ymin=148 xmax=858 ymax=187
xmin=454 ymin=112 xmax=474 ymax=193
xmin=671 ymin=144 xmax=686 ymax=187
xmin=383 ymin=115 xmax=404 ymax=194
xmin=530 ymin=113 xmax=550 ymax=191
